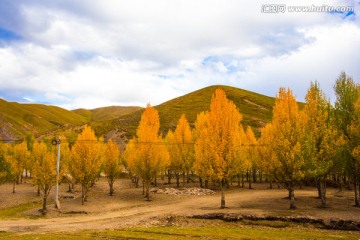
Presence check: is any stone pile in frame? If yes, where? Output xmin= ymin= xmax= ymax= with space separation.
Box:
xmin=151 ymin=187 xmax=215 ymax=196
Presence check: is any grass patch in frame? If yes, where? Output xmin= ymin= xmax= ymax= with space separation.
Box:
xmin=2 ymin=223 xmax=360 ymax=239
xmin=241 ymin=219 xmax=292 ymax=228
xmin=0 ymin=201 xmax=42 ymax=219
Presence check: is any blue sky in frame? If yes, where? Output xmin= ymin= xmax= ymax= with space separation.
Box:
xmin=0 ymin=0 xmax=359 ymax=109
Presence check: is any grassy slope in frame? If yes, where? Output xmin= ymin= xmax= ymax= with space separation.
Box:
xmin=0 ymin=99 xmax=88 ymax=138
xmin=72 ymin=108 xmax=92 ymax=122
xmin=72 ymin=106 xmax=143 ymax=122
xmin=91 ymin=85 xmax=284 ymax=139
xmin=1 ymin=85 xmax=303 ymax=140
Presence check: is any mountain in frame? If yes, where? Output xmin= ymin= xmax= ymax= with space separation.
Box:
xmin=0 ymin=99 xmax=88 ymax=140
xmin=0 ymin=85 xmax=298 ymax=142
xmin=0 ymin=99 xmax=143 ymax=140
xmin=91 ymin=85 xmax=279 ymax=142
xmin=73 ymin=106 xmax=143 ymax=122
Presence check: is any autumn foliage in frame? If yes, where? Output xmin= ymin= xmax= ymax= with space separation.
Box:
xmin=69 ymin=125 xmax=102 ymax=205
xmin=32 ymin=141 xmax=57 ymax=212
xmin=124 ymin=104 xmax=169 ymax=200
xmin=103 ymin=140 xmax=121 ymax=196
xmin=166 ymin=114 xmax=194 ymax=187
xmin=195 ymin=89 xmax=244 ymax=208
xmin=2 ymin=72 xmax=360 ymax=213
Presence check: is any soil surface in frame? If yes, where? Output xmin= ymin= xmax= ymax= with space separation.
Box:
xmin=0 ymin=177 xmax=360 ymax=234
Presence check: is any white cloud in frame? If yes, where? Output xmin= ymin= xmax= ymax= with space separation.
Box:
xmin=0 ymin=0 xmax=358 ymax=109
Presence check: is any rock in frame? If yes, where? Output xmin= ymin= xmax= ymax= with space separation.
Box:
xmin=152 ymin=187 xmax=216 ymax=196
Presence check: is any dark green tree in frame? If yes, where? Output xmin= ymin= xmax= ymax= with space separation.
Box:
xmin=334 ymin=72 xmax=359 ymax=207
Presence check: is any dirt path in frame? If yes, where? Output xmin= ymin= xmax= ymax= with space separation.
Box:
xmin=1 ymin=178 xmax=360 ymax=234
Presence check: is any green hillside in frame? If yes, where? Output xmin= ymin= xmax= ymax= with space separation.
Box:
xmin=72 ymin=108 xmax=92 ymax=121
xmin=0 ymin=85 xmax=303 ymax=141
xmin=91 ymin=85 xmax=283 ymax=140
xmin=0 ymin=99 xmax=88 ymax=139
xmin=73 ymin=106 xmax=143 ymax=122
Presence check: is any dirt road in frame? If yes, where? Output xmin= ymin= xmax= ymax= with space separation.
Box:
xmin=0 ymin=178 xmax=359 ymax=234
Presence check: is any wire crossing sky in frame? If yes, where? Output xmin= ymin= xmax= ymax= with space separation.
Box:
xmin=0 ymin=0 xmax=359 ymax=109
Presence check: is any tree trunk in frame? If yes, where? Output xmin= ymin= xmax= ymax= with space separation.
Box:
xmin=248 ymin=176 xmax=252 ymax=189
xmin=199 ymin=177 xmax=203 ymax=188
xmin=167 ymin=170 xmax=172 ymax=184
xmin=176 ymin=173 xmax=180 ymax=188
xmin=182 ymin=171 xmax=185 ymax=187
xmin=205 ymin=179 xmax=208 ymax=188
xmin=109 ymin=180 xmax=114 ymax=196
xmin=81 ymin=186 xmax=85 ymax=205
xmin=241 ymin=174 xmax=244 ymax=188
xmin=237 ymin=174 xmax=240 ymax=187
xmin=315 ymin=179 xmax=321 ymax=198
xmin=354 ymin=179 xmax=360 ymax=207
xmin=252 ymin=168 xmax=256 ymax=183
xmin=37 ymin=186 xmax=40 ymax=196
xmin=12 ymin=181 xmax=16 ymax=193
xmin=42 ymin=197 xmax=47 ymax=212
xmin=320 ymin=179 xmax=327 ymax=208
xmin=146 ymin=181 xmax=150 ymax=201
xmin=142 ymin=180 xmax=145 ymax=195
xmin=269 ymin=179 xmax=273 ymax=189
xmin=289 ymin=186 xmax=296 ymax=209
xmin=134 ymin=176 xmax=139 ymax=188
xmin=339 ymin=176 xmax=344 ymax=192
xmin=220 ymin=179 xmax=225 ymax=209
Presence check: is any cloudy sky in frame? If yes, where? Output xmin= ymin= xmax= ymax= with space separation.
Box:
xmin=0 ymin=0 xmax=359 ymax=109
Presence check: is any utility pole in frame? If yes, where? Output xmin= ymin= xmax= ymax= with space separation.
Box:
xmin=54 ymin=136 xmax=61 ymax=209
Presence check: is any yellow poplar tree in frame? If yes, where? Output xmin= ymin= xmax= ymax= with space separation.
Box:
xmin=270 ymin=88 xmax=305 ymax=209
xmin=193 ymin=111 xmax=213 ymax=188
xmin=69 ymin=126 xmax=102 ymax=205
xmin=194 ymin=89 xmax=243 ymax=208
xmin=349 ymin=88 xmax=360 ymax=205
xmin=165 ymin=130 xmax=179 ymax=185
xmin=258 ymin=124 xmax=276 ymax=189
xmin=244 ymin=126 xmax=258 ymax=189
xmin=103 ymin=140 xmax=121 ymax=196
xmin=57 ymin=136 xmax=72 ymax=191
xmin=334 ymin=72 xmax=359 ymax=206
xmin=123 ymin=139 xmax=140 ymax=187
xmin=0 ymin=143 xmax=11 ymax=184
xmin=6 ymin=142 xmax=28 ymax=193
xmin=32 ymin=141 xmax=57 ymax=212
xmin=124 ymin=104 xmax=170 ymax=201
xmin=302 ymin=82 xmax=338 ymax=208
xmin=167 ymin=114 xmax=194 ymax=187
xmin=233 ymin=126 xmax=246 ymax=188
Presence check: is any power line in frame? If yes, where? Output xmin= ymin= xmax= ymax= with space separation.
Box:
xmin=0 ymin=139 xmax=266 ymax=146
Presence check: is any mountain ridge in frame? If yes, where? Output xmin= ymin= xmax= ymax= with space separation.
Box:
xmin=0 ymin=85 xmax=296 ymax=141
xmin=90 ymin=85 xmax=281 ymax=142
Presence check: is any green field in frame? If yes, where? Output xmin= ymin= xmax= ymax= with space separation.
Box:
xmin=1 ymin=221 xmax=358 ymax=239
